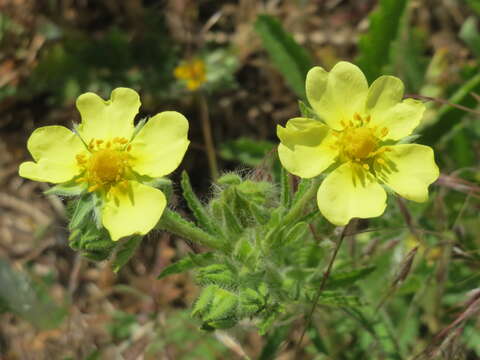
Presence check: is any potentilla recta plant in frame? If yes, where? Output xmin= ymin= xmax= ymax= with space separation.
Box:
xmin=19 ymin=61 xmax=440 ymax=335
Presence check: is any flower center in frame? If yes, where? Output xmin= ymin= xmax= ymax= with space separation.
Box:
xmin=331 ymin=113 xmax=390 ymax=169
xmin=341 ymin=127 xmax=378 ymax=160
xmin=89 ymin=149 xmax=126 ymax=184
xmin=76 ymin=137 xmax=132 ymax=192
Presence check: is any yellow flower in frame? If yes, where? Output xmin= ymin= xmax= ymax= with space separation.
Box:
xmin=174 ymin=58 xmax=206 ymax=91
xmin=19 ymin=88 xmax=190 ymax=240
xmin=277 ymin=62 xmax=439 ymax=225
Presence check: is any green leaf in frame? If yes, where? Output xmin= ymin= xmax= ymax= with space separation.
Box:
xmin=466 ymin=0 xmax=480 ymax=16
xmin=112 ymin=235 xmax=143 ymax=273
xmin=222 ymin=204 xmax=243 ymax=235
xmin=0 ymin=259 xmax=66 ymax=329
xmin=254 ymin=15 xmax=313 ymax=99
xmin=258 ymin=324 xmax=290 ymax=360
xmin=307 ymin=325 xmax=329 ymax=355
xmin=420 ymin=72 xmax=480 ymax=145
xmin=356 ymin=0 xmax=408 ymax=82
xmin=459 ymin=17 xmax=480 ymax=58
xmin=157 ymin=252 xmax=214 ymax=279
xmin=316 ymin=291 xmax=362 ymax=307
xmin=323 ymin=266 xmax=376 ymax=290
xmin=219 ymin=137 xmax=275 ymax=167
xmin=181 ymin=171 xmax=224 ymax=236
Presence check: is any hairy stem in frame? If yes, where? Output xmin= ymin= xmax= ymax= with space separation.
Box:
xmin=282 ymin=177 xmax=321 ymax=225
xmin=158 ymin=208 xmax=225 ymax=250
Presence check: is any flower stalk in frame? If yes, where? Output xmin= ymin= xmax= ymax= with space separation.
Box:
xmin=157 ymin=208 xmax=226 ymax=251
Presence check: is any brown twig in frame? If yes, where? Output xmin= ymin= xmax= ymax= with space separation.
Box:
xmin=197 ymin=92 xmax=219 ymax=180
xmin=405 ymin=93 xmax=480 ymax=115
xmin=295 ymin=220 xmax=354 ymax=350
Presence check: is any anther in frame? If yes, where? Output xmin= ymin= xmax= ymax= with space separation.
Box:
xmin=363 ymin=164 xmax=370 ymax=170
xmin=381 ymin=127 xmax=389 ymax=137
xmin=88 ymin=184 xmax=100 ymax=192
xmin=354 ymin=113 xmax=362 ymax=122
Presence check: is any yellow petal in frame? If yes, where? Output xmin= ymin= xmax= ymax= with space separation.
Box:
xmin=130 ymin=111 xmax=190 ymax=178
xmin=317 ymin=162 xmax=387 ymax=225
xmin=76 ymin=88 xmax=140 ymax=143
xmin=102 ymin=181 xmax=166 ymax=241
xmin=306 ymin=62 xmax=368 ymax=130
xmin=277 ymin=118 xmax=337 ymax=178
xmin=376 ymin=144 xmax=439 ymax=202
xmin=366 ymin=76 xmax=425 ymax=140
xmin=19 ymin=125 xmax=85 ymax=183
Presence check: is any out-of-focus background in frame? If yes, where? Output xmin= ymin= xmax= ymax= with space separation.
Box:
xmin=1 ymin=0 xmax=480 ymax=359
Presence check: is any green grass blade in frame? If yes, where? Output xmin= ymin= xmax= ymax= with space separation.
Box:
xmin=254 ymin=15 xmax=313 ymax=99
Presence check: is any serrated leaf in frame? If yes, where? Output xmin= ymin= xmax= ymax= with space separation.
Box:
xmin=254 ymin=15 xmax=313 ymax=99
xmin=192 ymin=285 xmax=218 ymax=318
xmin=157 ymin=252 xmax=214 ymax=279
xmin=356 ymin=0 xmax=408 ymax=82
xmin=203 ymin=288 xmax=238 ymax=322
xmin=112 ymin=236 xmax=143 ymax=273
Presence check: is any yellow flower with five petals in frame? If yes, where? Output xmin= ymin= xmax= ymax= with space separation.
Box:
xmin=174 ymin=58 xmax=207 ymax=91
xmin=19 ymin=88 xmax=190 ymax=240
xmin=277 ymin=62 xmax=439 ymax=225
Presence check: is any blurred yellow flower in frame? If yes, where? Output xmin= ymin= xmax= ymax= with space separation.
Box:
xmin=19 ymin=88 xmax=190 ymax=240
xmin=174 ymin=58 xmax=207 ymax=91
xmin=277 ymin=62 xmax=439 ymax=225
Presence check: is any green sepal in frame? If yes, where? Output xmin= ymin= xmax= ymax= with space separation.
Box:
xmin=112 ymin=235 xmax=143 ymax=273
xmin=217 ymin=173 xmax=242 ymax=186
xmin=298 ymin=100 xmax=319 ymax=120
xmin=131 ymin=117 xmax=147 ymax=140
xmin=397 ymin=134 xmax=421 ymax=144
xmin=68 ymin=195 xmax=95 ymax=230
xmin=44 ymin=180 xmax=86 ymax=197
xmin=158 ymin=252 xmax=215 ymax=279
